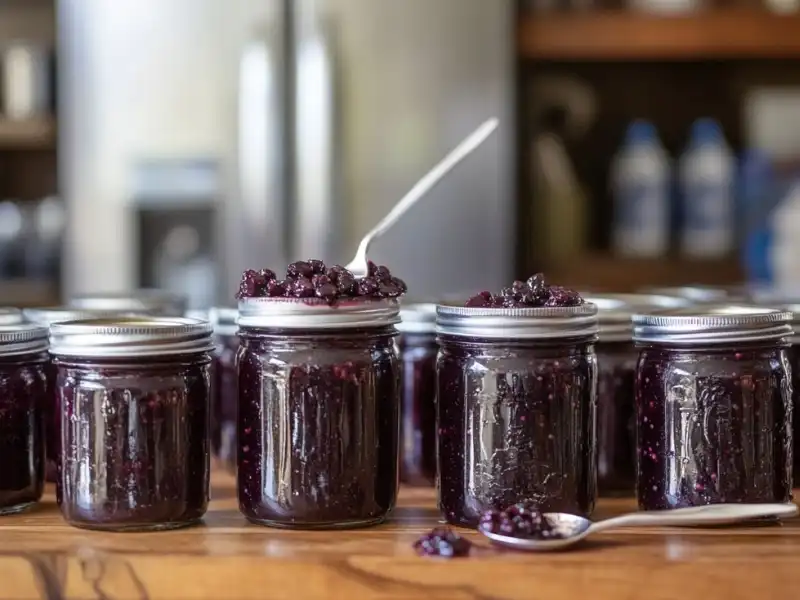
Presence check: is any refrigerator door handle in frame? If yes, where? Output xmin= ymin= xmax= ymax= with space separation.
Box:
xmin=235 ymin=24 xmax=287 ymax=280
xmin=293 ymin=4 xmax=337 ymax=262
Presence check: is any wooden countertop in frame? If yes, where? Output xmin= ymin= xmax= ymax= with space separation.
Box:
xmin=2 ymin=470 xmax=800 ymax=600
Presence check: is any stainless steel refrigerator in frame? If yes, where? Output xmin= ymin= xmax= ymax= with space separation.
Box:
xmin=58 ymin=0 xmax=515 ymax=306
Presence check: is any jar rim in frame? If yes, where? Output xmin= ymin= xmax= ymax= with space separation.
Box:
xmin=435 ymin=302 xmax=598 ymax=340
xmin=583 ymin=293 xmax=692 ymax=342
xmin=237 ymin=297 xmax=400 ymax=330
xmin=632 ymin=304 xmax=793 ymax=345
xmin=49 ymin=316 xmax=214 ymax=357
xmin=0 ymin=322 xmax=48 ymax=356
xmin=397 ymin=303 xmax=437 ymax=334
xmin=0 ymin=307 xmax=22 ymax=326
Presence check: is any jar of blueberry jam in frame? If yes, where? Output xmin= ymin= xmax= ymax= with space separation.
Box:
xmin=23 ymin=307 xmax=145 ymax=483
xmin=585 ymin=293 xmax=690 ymax=496
xmin=437 ymin=276 xmax=599 ymax=527
xmin=0 ymin=323 xmax=48 ymax=514
xmin=398 ymin=303 xmax=437 ymax=486
xmin=209 ymin=307 xmax=238 ymax=471
xmin=50 ymin=317 xmax=213 ymax=531
xmin=632 ymin=306 xmax=793 ymax=510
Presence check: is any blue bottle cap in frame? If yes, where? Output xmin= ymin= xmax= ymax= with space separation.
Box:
xmin=689 ymin=118 xmax=724 ymax=145
xmin=624 ymin=119 xmax=657 ymax=145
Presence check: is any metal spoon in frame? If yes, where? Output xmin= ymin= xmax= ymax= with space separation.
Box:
xmin=481 ymin=503 xmax=799 ymax=552
xmin=344 ymin=117 xmax=499 ymax=277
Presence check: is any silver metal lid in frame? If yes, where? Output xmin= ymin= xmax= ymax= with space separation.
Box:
xmin=185 ymin=309 xmax=209 ymax=322
xmin=209 ymin=307 xmax=238 ymax=336
xmin=584 ymin=293 xmax=692 ymax=343
xmin=643 ymin=286 xmax=729 ymax=303
xmin=0 ymin=307 xmax=22 ymax=325
xmin=435 ymin=303 xmax=598 ymax=340
xmin=237 ymin=298 xmax=400 ymax=330
xmin=24 ymin=306 xmax=144 ymax=327
xmin=49 ymin=317 xmax=214 ymax=357
xmin=0 ymin=322 xmax=49 ymax=357
xmin=397 ymin=303 xmax=437 ymax=334
xmin=69 ymin=289 xmax=188 ymax=317
xmin=632 ymin=305 xmax=793 ymax=345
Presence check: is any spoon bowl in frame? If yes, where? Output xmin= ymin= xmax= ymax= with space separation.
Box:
xmin=481 ymin=503 xmax=799 ymax=552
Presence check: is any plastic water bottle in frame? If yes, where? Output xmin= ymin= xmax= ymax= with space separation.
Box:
xmin=739 ymin=149 xmax=776 ymax=285
xmin=769 ymin=178 xmax=800 ymax=291
xmin=679 ymin=119 xmax=735 ymax=258
xmin=611 ymin=120 xmax=670 ymax=258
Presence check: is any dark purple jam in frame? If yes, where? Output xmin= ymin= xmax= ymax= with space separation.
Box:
xmin=413 ymin=527 xmax=472 ymax=558
xmin=237 ymin=326 xmax=401 ymax=528
xmin=212 ymin=332 xmax=238 ymax=471
xmin=636 ymin=345 xmax=792 ymax=509
xmin=596 ymin=342 xmax=637 ymax=495
xmin=464 ymin=273 xmax=584 ymax=309
xmin=0 ymin=352 xmax=46 ymax=514
xmin=44 ymin=360 xmax=58 ymax=482
xmin=56 ymin=354 xmax=211 ymax=530
xmin=788 ymin=344 xmax=800 ymax=484
xmin=437 ymin=336 xmax=597 ymax=527
xmin=236 ymin=260 xmax=407 ymax=304
xmin=399 ymin=331 xmax=437 ymax=486
xmin=479 ymin=502 xmax=562 ymax=540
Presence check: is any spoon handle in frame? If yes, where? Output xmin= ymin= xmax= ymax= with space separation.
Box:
xmin=587 ymin=503 xmax=798 ymax=535
xmin=347 ymin=117 xmax=499 ymax=267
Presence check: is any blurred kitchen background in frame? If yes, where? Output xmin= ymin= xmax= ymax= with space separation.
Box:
xmin=4 ymin=0 xmax=800 ymax=308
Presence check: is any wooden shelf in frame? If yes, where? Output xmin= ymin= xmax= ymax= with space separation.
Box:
xmin=0 ymin=117 xmax=55 ymax=149
xmin=519 ymin=10 xmax=800 ymax=61
xmin=544 ymin=256 xmax=743 ymax=292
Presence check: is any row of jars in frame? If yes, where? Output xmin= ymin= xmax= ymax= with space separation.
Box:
xmin=0 ymin=284 xmax=797 ymax=531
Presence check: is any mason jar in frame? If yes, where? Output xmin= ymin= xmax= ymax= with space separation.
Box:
xmin=237 ymin=297 xmax=401 ymax=529
xmin=50 ymin=317 xmax=213 ymax=531
xmin=398 ymin=303 xmax=437 ymax=486
xmin=0 ymin=323 xmax=48 ymax=514
xmin=23 ymin=306 xmax=144 ymax=483
xmin=0 ymin=308 xmax=22 ymax=325
xmin=632 ymin=306 xmax=793 ymax=510
xmin=436 ymin=303 xmax=599 ymax=527
xmin=585 ymin=293 xmax=690 ymax=496
xmin=209 ymin=307 xmax=238 ymax=471
xmin=69 ymin=289 xmax=188 ymax=317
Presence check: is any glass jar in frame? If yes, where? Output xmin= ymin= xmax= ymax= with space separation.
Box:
xmin=632 ymin=306 xmax=793 ymax=510
xmin=209 ymin=307 xmax=238 ymax=471
xmin=0 ymin=323 xmax=48 ymax=514
xmin=398 ymin=304 xmax=437 ymax=486
xmin=23 ymin=307 xmax=145 ymax=483
xmin=436 ymin=303 xmax=599 ymax=527
xmin=69 ymin=289 xmax=188 ymax=317
xmin=237 ymin=297 xmax=401 ymax=529
xmin=0 ymin=308 xmax=22 ymax=325
xmin=50 ymin=317 xmax=213 ymax=531
xmin=585 ymin=293 xmax=690 ymax=496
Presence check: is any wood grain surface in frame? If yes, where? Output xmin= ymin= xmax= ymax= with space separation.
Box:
xmin=1 ymin=469 xmax=799 ymax=599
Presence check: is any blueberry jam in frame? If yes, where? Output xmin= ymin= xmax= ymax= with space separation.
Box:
xmin=465 ymin=273 xmax=583 ymax=309
xmin=636 ymin=345 xmax=792 ymax=509
xmin=0 ymin=351 xmax=47 ymax=514
xmin=789 ymin=344 xmax=800 ymax=483
xmin=398 ymin=305 xmax=437 ymax=486
xmin=413 ymin=527 xmax=472 ymax=558
xmin=479 ymin=502 xmax=562 ymax=540
xmin=56 ymin=355 xmax=211 ymax=530
xmin=209 ymin=309 xmax=238 ymax=472
xmin=596 ymin=343 xmax=637 ymax=495
xmin=237 ymin=326 xmax=401 ymax=528
xmin=236 ymin=260 xmax=407 ymax=304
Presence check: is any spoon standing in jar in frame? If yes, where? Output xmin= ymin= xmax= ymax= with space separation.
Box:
xmin=344 ymin=117 xmax=499 ymax=278
xmin=481 ymin=503 xmax=799 ymax=552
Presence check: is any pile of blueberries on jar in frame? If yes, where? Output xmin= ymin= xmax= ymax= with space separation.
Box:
xmin=0 ymin=267 xmax=797 ymax=549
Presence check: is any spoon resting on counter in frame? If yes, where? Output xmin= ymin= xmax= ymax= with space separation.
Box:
xmin=345 ymin=117 xmax=499 ymax=278
xmin=481 ymin=503 xmax=799 ymax=553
